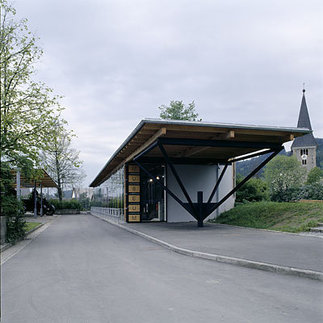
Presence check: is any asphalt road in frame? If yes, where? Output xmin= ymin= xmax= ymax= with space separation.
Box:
xmin=1 ymin=214 xmax=322 ymax=323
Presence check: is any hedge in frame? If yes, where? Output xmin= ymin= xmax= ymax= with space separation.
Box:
xmin=49 ymin=199 xmax=82 ymax=210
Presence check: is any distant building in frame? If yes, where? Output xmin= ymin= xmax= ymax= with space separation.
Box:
xmin=291 ymin=89 xmax=317 ymax=172
xmin=72 ymin=187 xmax=93 ymax=200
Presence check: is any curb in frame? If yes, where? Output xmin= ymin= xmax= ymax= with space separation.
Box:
xmin=210 ymin=222 xmax=323 ymax=238
xmin=0 ymin=223 xmax=44 ymax=253
xmin=0 ymin=243 xmax=11 ymax=253
xmin=26 ymin=223 xmax=44 ymax=236
xmin=92 ymin=213 xmax=323 ymax=282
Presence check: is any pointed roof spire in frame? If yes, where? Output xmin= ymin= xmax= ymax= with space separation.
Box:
xmin=292 ymin=88 xmax=317 ymax=148
xmin=297 ymin=87 xmax=312 ymax=130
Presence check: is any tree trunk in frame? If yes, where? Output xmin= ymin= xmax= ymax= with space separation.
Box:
xmin=55 ymin=150 xmax=63 ymax=201
xmin=58 ymin=186 xmax=63 ymax=202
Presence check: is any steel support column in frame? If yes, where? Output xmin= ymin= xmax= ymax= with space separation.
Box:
xmin=40 ymin=184 xmax=43 ymax=217
xmin=33 ymin=181 xmax=37 ymax=218
xmin=197 ymin=191 xmax=203 ymax=227
xmin=16 ymin=169 xmax=21 ymax=201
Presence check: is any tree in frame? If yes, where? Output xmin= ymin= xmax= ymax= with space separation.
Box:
xmin=306 ymin=167 xmax=322 ymax=185
xmin=0 ymin=0 xmax=65 ymax=170
xmin=41 ymin=128 xmax=85 ymax=201
xmin=264 ymin=155 xmax=306 ymax=198
xmin=158 ymin=100 xmax=201 ymax=121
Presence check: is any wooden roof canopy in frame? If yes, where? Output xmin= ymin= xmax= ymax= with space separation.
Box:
xmin=12 ymin=169 xmax=58 ymax=188
xmin=90 ymin=119 xmax=311 ymax=187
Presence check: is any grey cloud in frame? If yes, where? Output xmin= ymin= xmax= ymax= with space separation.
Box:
xmin=14 ymin=0 xmax=323 ymax=185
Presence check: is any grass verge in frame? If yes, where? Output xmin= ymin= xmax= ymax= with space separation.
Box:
xmin=210 ymin=201 xmax=323 ymax=233
xmin=24 ymin=222 xmax=42 ymax=233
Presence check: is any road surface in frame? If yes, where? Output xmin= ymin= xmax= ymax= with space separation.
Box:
xmin=1 ymin=214 xmax=322 ymax=323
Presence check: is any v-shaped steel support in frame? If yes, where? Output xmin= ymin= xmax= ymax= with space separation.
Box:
xmin=133 ymin=138 xmax=283 ymax=227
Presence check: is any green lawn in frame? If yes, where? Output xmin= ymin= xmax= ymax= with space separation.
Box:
xmin=24 ymin=222 xmax=42 ymax=233
xmin=210 ymin=201 xmax=323 ymax=233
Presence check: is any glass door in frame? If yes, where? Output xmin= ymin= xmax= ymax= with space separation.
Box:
xmin=140 ymin=164 xmax=165 ymax=221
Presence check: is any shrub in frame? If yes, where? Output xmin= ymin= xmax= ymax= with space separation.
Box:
xmin=298 ymin=183 xmax=323 ymax=200
xmin=1 ymin=163 xmax=26 ymax=243
xmin=90 ymin=200 xmax=109 ymax=207
xmin=306 ymin=167 xmax=322 ymax=185
xmin=79 ymin=197 xmax=90 ymax=210
xmin=271 ymin=183 xmax=323 ymax=202
xmin=90 ymin=197 xmax=124 ymax=209
xmin=236 ymin=175 xmax=269 ymax=203
xmin=271 ymin=187 xmax=301 ymax=202
xmin=108 ymin=197 xmax=124 ymax=208
xmin=2 ymin=195 xmax=26 ymax=243
xmin=49 ymin=199 xmax=81 ymax=210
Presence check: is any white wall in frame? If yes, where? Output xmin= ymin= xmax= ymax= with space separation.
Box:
xmin=166 ymin=164 xmax=235 ymax=223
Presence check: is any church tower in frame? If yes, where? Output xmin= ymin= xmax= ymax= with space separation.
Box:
xmin=291 ymin=89 xmax=317 ymax=172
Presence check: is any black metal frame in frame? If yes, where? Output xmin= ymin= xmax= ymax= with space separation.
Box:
xmin=133 ymin=137 xmax=283 ymax=227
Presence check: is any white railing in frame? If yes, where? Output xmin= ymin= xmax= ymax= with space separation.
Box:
xmin=90 ymin=207 xmax=123 ymax=219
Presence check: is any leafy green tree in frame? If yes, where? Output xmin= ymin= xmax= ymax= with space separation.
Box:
xmin=41 ymin=128 xmax=85 ymax=201
xmin=306 ymin=167 xmax=322 ymax=185
xmin=0 ymin=0 xmax=65 ymax=169
xmin=264 ymin=155 xmax=306 ymax=199
xmin=159 ymin=100 xmax=201 ymax=121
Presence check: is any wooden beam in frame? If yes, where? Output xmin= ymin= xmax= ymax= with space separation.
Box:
xmin=125 ymin=128 xmax=167 ymax=163
xmin=175 ymin=133 xmax=225 ymax=158
xmin=165 ymin=124 xmax=228 ymax=134
xmin=182 ymin=146 xmax=210 ymax=158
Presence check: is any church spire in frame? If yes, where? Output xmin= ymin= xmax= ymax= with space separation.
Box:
xmin=291 ymin=88 xmax=317 ymax=148
xmin=297 ymin=88 xmax=312 ymax=130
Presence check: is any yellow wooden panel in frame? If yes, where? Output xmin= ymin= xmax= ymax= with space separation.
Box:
xmin=128 ymin=214 xmax=140 ymax=222
xmin=128 ymin=204 xmax=140 ymax=212
xmin=128 ymin=175 xmax=140 ymax=183
xmin=128 ymin=195 xmax=140 ymax=203
xmin=128 ymin=165 xmax=140 ymax=173
xmin=124 ymin=167 xmax=127 ymax=221
xmin=128 ymin=185 xmax=140 ymax=193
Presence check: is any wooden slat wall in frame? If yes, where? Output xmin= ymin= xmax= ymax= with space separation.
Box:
xmin=126 ymin=164 xmax=141 ymax=222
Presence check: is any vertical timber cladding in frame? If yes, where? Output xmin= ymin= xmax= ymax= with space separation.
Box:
xmin=126 ymin=164 xmax=141 ymax=222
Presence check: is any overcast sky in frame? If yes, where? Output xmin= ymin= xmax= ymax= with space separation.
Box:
xmin=15 ymin=0 xmax=323 ymax=186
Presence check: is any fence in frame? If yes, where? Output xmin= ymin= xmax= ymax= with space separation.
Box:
xmin=90 ymin=207 xmax=124 ymax=223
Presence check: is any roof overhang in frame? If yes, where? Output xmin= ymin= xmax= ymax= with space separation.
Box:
xmin=90 ymin=119 xmax=310 ymax=187
xmin=12 ymin=169 xmax=58 ymax=188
